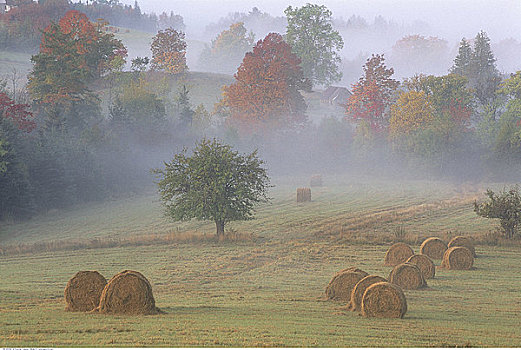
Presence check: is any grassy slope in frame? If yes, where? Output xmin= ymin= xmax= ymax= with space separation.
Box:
xmin=1 ymin=177 xmax=520 ymax=347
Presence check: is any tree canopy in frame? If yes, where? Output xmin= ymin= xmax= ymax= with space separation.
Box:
xmin=154 ymin=138 xmax=270 ymax=238
xmin=284 ymin=3 xmax=344 ymax=87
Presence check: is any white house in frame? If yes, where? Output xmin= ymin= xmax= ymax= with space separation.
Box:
xmin=0 ymin=0 xmax=10 ymax=14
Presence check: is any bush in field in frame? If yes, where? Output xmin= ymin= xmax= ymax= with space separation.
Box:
xmin=154 ymin=138 xmax=270 ymax=238
xmin=474 ymin=187 xmax=521 ymax=239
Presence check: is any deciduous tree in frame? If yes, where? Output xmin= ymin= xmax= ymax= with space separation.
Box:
xmin=389 ymin=90 xmax=434 ymax=137
xmin=346 ymin=54 xmax=399 ymax=131
xmin=154 ymin=138 xmax=270 ymax=238
xmin=222 ymin=33 xmax=310 ymax=134
xmin=284 ymin=3 xmax=343 ymax=87
xmin=150 ymin=27 xmax=187 ymax=74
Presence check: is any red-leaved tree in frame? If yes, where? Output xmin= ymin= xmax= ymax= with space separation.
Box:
xmin=346 ymin=54 xmax=399 ymax=131
xmin=0 ymin=93 xmax=35 ymax=133
xmin=222 ymin=33 xmax=310 ymax=134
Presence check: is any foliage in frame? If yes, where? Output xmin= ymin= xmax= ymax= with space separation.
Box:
xmin=154 ymin=138 xmax=270 ymax=237
xmin=192 ymin=104 xmax=212 ymax=132
xmin=0 ymin=92 xmax=35 ymax=132
xmin=110 ymin=79 xmax=166 ymax=133
xmin=131 ymin=56 xmax=149 ymax=72
xmin=474 ymin=187 xmax=521 ymax=239
xmin=451 ymin=31 xmax=501 ymax=108
xmin=198 ymin=22 xmax=255 ymax=75
xmin=346 ymin=54 xmax=399 ymax=131
xmin=28 ymin=10 xmax=126 ymax=132
xmin=150 ymin=28 xmax=187 ymax=74
xmin=174 ymin=85 xmax=194 ymax=128
xmin=450 ymin=38 xmax=473 ymax=77
xmin=389 ymin=90 xmax=434 ymax=137
xmin=222 ymin=33 xmax=310 ymax=134
xmin=284 ymin=3 xmax=343 ymax=87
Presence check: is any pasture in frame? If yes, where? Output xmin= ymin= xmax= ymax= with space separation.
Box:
xmin=1 ymin=176 xmax=520 ymax=347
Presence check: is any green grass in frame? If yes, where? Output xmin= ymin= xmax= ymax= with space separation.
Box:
xmin=1 ymin=176 xmax=520 ymax=347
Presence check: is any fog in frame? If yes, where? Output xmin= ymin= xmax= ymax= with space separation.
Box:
xmin=116 ymin=0 xmax=521 ymax=84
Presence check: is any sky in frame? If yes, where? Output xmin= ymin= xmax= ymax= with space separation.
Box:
xmin=122 ymin=0 xmax=521 ymax=42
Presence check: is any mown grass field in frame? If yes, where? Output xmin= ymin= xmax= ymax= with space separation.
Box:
xmin=1 ymin=176 xmax=520 ymax=347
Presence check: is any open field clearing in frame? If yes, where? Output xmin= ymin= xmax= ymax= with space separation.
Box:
xmin=1 ymin=177 xmax=520 ymax=347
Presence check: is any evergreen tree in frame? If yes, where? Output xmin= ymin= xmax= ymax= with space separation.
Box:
xmin=471 ymin=31 xmax=501 ymax=107
xmin=175 ymin=85 xmax=194 ymax=127
xmin=450 ymin=38 xmax=472 ymax=76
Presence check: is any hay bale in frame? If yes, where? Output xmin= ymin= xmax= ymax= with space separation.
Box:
xmin=419 ymin=237 xmax=447 ymax=260
xmin=348 ymin=275 xmax=387 ymax=311
xmin=361 ymin=282 xmax=407 ymax=318
xmin=441 ymin=246 xmax=474 ymax=270
xmin=325 ymin=271 xmax=366 ymax=301
xmin=448 ymin=236 xmax=476 ymax=257
xmin=406 ymin=254 xmax=435 ymax=279
xmin=388 ymin=263 xmax=427 ymax=290
xmin=384 ymin=242 xmax=414 ymax=266
xmin=96 ymin=270 xmax=161 ymax=315
xmin=64 ymin=271 xmax=107 ymax=312
xmin=335 ymin=267 xmax=369 ymax=276
xmin=297 ymin=188 xmax=311 ymax=202
xmin=310 ymin=175 xmax=323 ymax=187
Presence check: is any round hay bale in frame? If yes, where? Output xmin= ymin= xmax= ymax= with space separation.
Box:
xmin=96 ymin=270 xmax=160 ymax=315
xmin=361 ymin=282 xmax=407 ymax=318
xmin=441 ymin=246 xmax=474 ymax=270
xmin=64 ymin=271 xmax=107 ymax=312
xmin=419 ymin=237 xmax=447 ymax=260
xmin=388 ymin=263 xmax=427 ymax=290
xmin=325 ymin=267 xmax=368 ymax=298
xmin=406 ymin=254 xmax=435 ymax=279
xmin=348 ymin=275 xmax=387 ymax=312
xmin=384 ymin=242 xmax=414 ymax=266
xmin=448 ymin=236 xmax=476 ymax=257
xmin=325 ymin=271 xmax=366 ymax=301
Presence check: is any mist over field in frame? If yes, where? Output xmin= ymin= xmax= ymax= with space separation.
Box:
xmin=3 ymin=1 xmax=521 ymax=346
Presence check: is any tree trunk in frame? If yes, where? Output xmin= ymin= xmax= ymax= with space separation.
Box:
xmin=215 ymin=220 xmax=225 ymax=240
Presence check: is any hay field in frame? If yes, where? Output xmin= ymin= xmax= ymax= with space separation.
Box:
xmin=1 ymin=176 xmax=520 ymax=347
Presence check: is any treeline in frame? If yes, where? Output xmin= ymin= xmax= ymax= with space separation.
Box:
xmin=0 ymin=0 xmax=184 ymax=51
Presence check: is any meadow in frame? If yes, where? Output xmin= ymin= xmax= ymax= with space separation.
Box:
xmin=1 ymin=175 xmax=520 ymax=347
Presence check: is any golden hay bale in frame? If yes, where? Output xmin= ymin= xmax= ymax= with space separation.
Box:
xmin=325 ymin=271 xmax=366 ymax=301
xmin=361 ymin=282 xmax=407 ymax=318
xmin=384 ymin=242 xmax=414 ymax=266
xmin=335 ymin=267 xmax=369 ymax=276
xmin=297 ymin=188 xmax=311 ymax=202
xmin=348 ymin=275 xmax=387 ymax=311
xmin=441 ymin=246 xmax=474 ymax=270
xmin=406 ymin=254 xmax=436 ymax=279
xmin=448 ymin=236 xmax=476 ymax=257
xmin=388 ymin=263 xmax=427 ymax=290
xmin=419 ymin=237 xmax=447 ymax=260
xmin=310 ymin=175 xmax=323 ymax=187
xmin=64 ymin=271 xmax=107 ymax=312
xmin=95 ymin=270 xmax=161 ymax=315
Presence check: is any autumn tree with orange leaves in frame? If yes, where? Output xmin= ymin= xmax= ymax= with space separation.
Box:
xmin=28 ymin=10 xmax=126 ymax=131
xmin=222 ymin=33 xmax=310 ymax=134
xmin=346 ymin=54 xmax=399 ymax=132
xmin=150 ymin=28 xmax=187 ymax=74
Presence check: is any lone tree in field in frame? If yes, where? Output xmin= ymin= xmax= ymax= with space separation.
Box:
xmin=154 ymin=139 xmax=270 ymax=238
xmin=474 ymin=187 xmax=521 ymax=239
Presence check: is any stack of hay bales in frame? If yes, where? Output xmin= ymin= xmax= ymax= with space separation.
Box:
xmin=384 ymin=242 xmax=414 ymax=266
xmin=448 ymin=236 xmax=476 ymax=257
xmin=310 ymin=175 xmax=323 ymax=187
xmin=297 ymin=188 xmax=311 ymax=202
xmin=361 ymin=282 xmax=407 ymax=318
xmin=325 ymin=267 xmax=368 ymax=301
xmin=65 ymin=270 xmax=161 ymax=315
xmin=406 ymin=254 xmax=435 ymax=279
xmin=388 ymin=263 xmax=427 ymax=290
xmin=441 ymin=247 xmax=474 ymax=270
xmin=64 ymin=271 xmax=107 ymax=312
xmin=419 ymin=237 xmax=447 ymax=260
